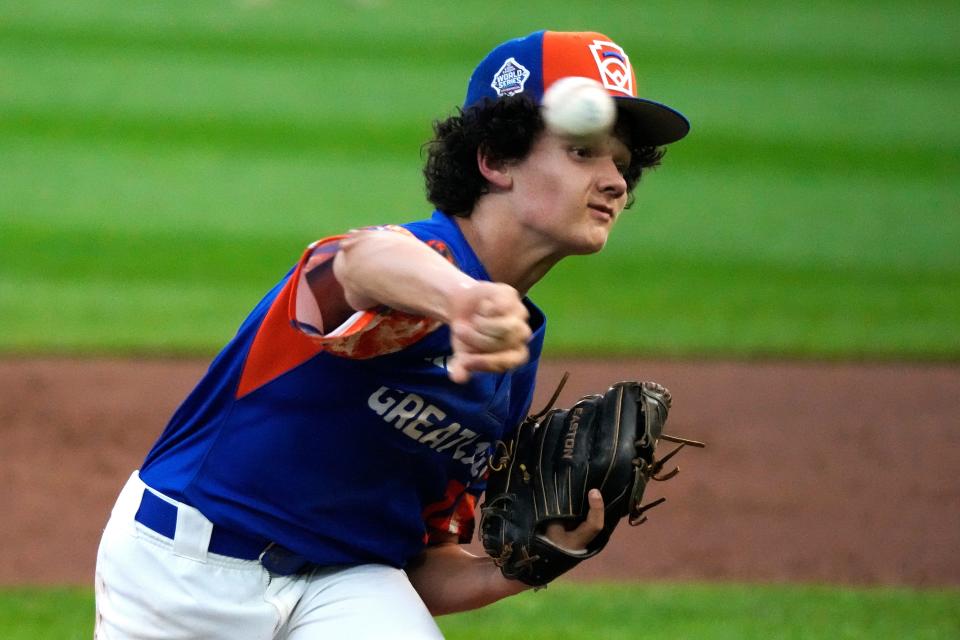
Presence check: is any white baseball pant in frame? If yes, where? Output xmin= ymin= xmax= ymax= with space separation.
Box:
xmin=94 ymin=472 xmax=444 ymax=640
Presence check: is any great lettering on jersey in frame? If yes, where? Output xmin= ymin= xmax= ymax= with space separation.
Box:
xmin=368 ymin=386 xmax=491 ymax=479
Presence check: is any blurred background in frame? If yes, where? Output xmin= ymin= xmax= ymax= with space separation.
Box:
xmin=1 ymin=1 xmax=958 ymax=638
xmin=2 ymin=0 xmax=957 ymax=358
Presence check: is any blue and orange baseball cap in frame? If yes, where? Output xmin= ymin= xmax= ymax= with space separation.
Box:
xmin=464 ymin=30 xmax=689 ymax=146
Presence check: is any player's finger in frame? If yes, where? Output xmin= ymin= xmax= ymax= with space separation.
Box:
xmin=453 ymin=319 xmax=529 ymax=354
xmin=584 ymin=489 xmax=605 ymax=534
xmin=476 ymin=294 xmax=529 ymax=321
xmin=468 ymin=313 xmax=531 ymax=343
xmin=452 ymin=323 xmax=505 ymax=354
xmin=455 ymin=345 xmax=529 ymax=375
xmin=446 ymin=355 xmax=471 ymax=384
xmin=560 ymin=490 xmax=605 ymax=549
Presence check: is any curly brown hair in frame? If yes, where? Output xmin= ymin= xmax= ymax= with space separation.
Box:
xmin=423 ymin=94 xmax=665 ymax=215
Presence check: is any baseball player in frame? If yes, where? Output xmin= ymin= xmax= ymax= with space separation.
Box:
xmin=94 ymin=30 xmax=688 ymax=639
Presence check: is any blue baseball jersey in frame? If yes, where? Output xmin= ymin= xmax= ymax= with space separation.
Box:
xmin=139 ymin=210 xmax=546 ymax=569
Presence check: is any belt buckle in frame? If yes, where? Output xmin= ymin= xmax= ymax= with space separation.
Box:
xmin=258 ymin=542 xmax=311 ymax=576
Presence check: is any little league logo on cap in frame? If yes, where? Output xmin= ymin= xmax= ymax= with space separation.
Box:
xmin=491 ymin=57 xmax=531 ymax=97
xmin=589 ymin=40 xmax=634 ymax=96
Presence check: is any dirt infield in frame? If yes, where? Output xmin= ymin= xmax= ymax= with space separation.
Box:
xmin=2 ymin=357 xmax=958 ymax=587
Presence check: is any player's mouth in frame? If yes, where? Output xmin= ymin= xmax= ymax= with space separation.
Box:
xmin=588 ymin=203 xmax=615 ymax=222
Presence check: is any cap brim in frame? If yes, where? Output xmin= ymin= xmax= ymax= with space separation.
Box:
xmin=614 ymin=97 xmax=690 ymax=146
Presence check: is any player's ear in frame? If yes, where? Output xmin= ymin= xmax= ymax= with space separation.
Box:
xmin=477 ymin=146 xmax=513 ymax=190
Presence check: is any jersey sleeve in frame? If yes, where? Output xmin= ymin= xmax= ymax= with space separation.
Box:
xmin=235 ymin=226 xmax=457 ymax=399
xmin=290 ymin=226 xmax=453 ymax=360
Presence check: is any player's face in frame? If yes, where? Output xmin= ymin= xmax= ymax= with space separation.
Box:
xmin=507 ymin=130 xmax=630 ymax=255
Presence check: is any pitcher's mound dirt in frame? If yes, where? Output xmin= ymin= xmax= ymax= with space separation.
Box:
xmin=2 ymin=357 xmax=958 ymax=586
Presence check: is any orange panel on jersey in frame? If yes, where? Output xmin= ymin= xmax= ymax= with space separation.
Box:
xmin=235 ymin=274 xmax=325 ymax=399
xmin=423 ymin=479 xmax=478 ymax=544
xmin=422 ymin=479 xmax=466 ymax=520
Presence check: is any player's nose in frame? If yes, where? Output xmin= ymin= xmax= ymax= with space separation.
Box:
xmin=596 ymin=157 xmax=627 ymax=199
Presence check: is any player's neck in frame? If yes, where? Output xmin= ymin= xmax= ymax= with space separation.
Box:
xmin=454 ymin=203 xmax=565 ymax=296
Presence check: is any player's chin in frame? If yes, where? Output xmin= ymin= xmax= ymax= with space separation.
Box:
xmin=567 ymin=231 xmax=610 ymax=255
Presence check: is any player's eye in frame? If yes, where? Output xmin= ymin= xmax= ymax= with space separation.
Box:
xmin=568 ymin=146 xmax=592 ymax=159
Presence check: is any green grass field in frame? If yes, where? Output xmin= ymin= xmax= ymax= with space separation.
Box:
xmin=5 ymin=583 xmax=959 ymax=640
xmin=1 ymin=1 xmax=957 ymax=358
xmin=1 ymin=2 xmax=958 ymax=636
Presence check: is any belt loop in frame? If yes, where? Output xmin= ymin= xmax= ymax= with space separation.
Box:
xmin=114 ymin=471 xmax=147 ymax=523
xmin=173 ymin=501 xmax=214 ymax=562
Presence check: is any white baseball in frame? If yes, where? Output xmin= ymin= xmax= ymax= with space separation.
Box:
xmin=541 ymin=76 xmax=616 ymax=137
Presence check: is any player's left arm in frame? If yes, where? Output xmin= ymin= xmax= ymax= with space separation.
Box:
xmin=406 ymin=495 xmax=604 ymax=615
xmin=405 ymin=538 xmax=526 ymax=616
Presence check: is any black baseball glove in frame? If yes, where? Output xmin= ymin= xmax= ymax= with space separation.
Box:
xmin=479 ymin=377 xmax=704 ymax=587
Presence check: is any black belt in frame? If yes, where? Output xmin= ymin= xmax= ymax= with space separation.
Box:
xmin=133 ymin=488 xmax=315 ymax=575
